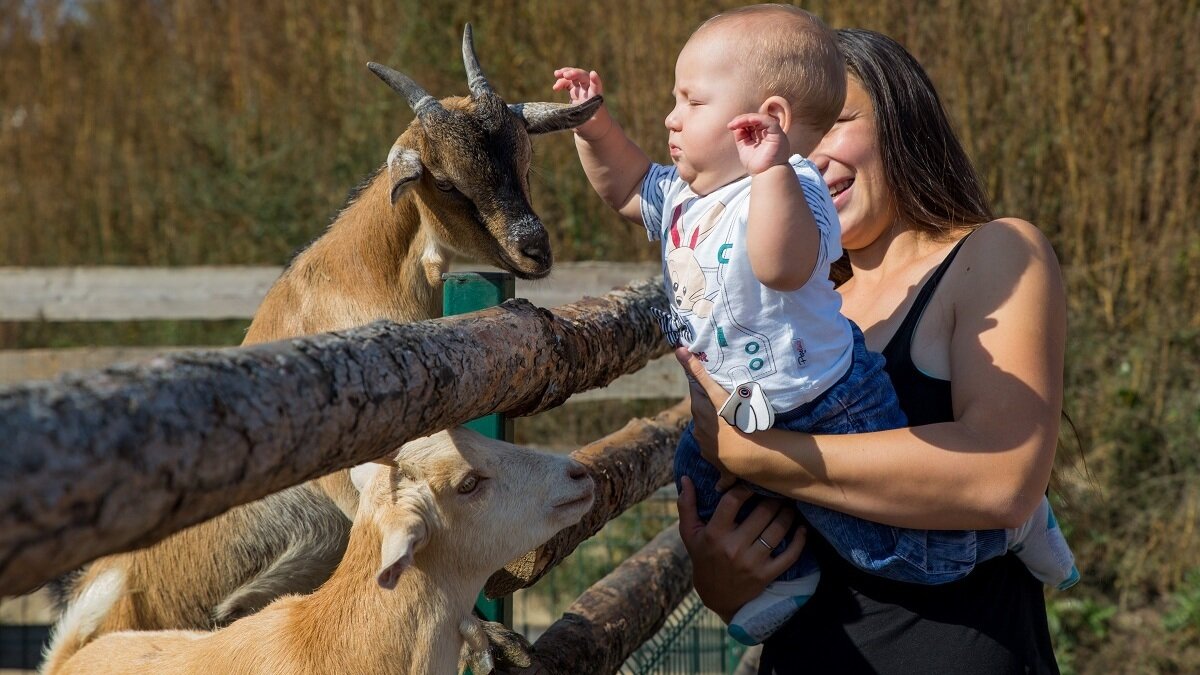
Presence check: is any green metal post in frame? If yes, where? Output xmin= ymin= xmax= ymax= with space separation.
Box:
xmin=442 ymin=272 xmax=515 ymax=628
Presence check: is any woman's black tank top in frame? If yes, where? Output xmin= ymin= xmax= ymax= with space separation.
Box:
xmin=759 ymin=234 xmax=1060 ymax=674
xmin=879 ymin=235 xmax=968 ymax=426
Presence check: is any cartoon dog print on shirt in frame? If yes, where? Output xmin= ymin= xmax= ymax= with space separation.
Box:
xmin=665 ymin=200 xmax=723 ymax=317
xmin=660 ymin=197 xmax=780 ymax=386
xmin=656 ymin=200 xmax=724 ymax=349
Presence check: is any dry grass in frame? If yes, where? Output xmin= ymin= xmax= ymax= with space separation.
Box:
xmin=1 ymin=1 xmax=1197 ymax=671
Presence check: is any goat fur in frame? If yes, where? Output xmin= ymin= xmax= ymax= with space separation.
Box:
xmin=45 ymin=428 xmax=594 ymax=675
xmin=42 ymin=24 xmax=601 ymax=668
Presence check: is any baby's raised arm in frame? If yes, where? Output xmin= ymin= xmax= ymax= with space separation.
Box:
xmin=730 ymin=112 xmax=820 ymax=292
xmin=552 ymin=68 xmax=606 ymax=136
xmin=552 ymin=67 xmax=651 ymax=224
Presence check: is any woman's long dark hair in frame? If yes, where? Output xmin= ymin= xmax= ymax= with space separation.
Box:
xmin=836 ymin=28 xmax=994 ymax=237
xmin=834 ymin=30 xmax=1089 ymax=478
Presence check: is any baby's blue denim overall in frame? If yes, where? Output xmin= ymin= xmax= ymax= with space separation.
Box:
xmin=675 ymin=323 xmax=1009 ymax=584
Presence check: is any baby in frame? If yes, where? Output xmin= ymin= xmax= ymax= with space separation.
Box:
xmin=553 ymin=3 xmax=1077 ymax=645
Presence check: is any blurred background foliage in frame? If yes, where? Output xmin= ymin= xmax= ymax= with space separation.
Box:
xmin=1 ymin=0 xmax=1197 ymax=671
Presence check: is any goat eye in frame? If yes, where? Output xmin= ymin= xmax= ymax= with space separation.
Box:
xmin=457 ymin=475 xmax=480 ymax=494
xmin=434 ymin=177 xmax=455 ymax=192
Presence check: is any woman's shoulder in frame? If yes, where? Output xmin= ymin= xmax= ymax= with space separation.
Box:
xmin=952 ymin=218 xmax=1063 ymax=278
xmin=941 ymin=218 xmax=1065 ymax=312
xmin=961 ymin=217 xmax=1057 ymax=255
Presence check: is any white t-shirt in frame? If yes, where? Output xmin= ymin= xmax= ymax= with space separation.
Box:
xmin=640 ymin=155 xmax=853 ymax=412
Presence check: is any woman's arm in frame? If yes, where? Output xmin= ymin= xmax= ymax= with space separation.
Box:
xmin=684 ymin=219 xmax=1066 ymax=530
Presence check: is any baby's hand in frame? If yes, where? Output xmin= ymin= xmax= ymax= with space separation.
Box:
xmin=552 ymin=67 xmax=605 ymax=103
xmin=728 ymin=113 xmax=791 ymax=176
xmin=715 ymin=469 xmax=739 ymax=493
xmin=553 ymin=67 xmax=608 ymax=139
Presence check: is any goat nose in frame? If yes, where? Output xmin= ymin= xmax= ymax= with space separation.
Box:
xmin=520 ymin=230 xmax=551 ymax=263
xmin=522 ymin=242 xmax=547 ymax=261
xmin=567 ymin=462 xmax=589 ymax=481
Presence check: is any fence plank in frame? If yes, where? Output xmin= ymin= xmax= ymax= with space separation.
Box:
xmin=0 ymin=281 xmax=670 ymax=596
xmin=0 ymin=262 xmax=659 ymax=320
xmin=0 ymin=347 xmax=193 ymax=384
xmin=0 ymin=266 xmax=278 ymax=320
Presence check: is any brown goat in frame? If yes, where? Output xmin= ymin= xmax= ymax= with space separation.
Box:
xmin=42 ymin=23 xmax=601 ymax=667
xmin=45 ymin=429 xmax=596 ymax=675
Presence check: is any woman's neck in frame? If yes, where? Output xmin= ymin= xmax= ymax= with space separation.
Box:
xmin=845 ymin=225 xmax=930 ymax=287
xmin=840 ymin=225 xmax=963 ymax=336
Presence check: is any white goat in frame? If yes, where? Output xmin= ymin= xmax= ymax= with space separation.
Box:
xmin=44 ymin=428 xmax=594 ymax=675
xmin=45 ymin=22 xmax=601 ymax=657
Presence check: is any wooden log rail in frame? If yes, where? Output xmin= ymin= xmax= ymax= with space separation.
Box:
xmin=487 ymin=400 xmax=689 ymax=597
xmin=0 ymin=280 xmax=673 ymax=596
xmin=0 ymin=345 xmax=688 ymax=401
xmin=508 ymin=522 xmax=694 ymax=674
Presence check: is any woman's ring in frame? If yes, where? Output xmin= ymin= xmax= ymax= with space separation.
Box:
xmin=757 ymin=536 xmax=775 ymax=551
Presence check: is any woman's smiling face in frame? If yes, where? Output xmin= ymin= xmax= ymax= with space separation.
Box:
xmin=810 ymin=77 xmax=896 ymax=251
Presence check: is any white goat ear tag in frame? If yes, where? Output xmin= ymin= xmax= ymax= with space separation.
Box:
xmin=717 ymin=368 xmax=775 ymax=433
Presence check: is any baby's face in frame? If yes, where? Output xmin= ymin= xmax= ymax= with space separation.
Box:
xmin=665 ymin=31 xmax=762 ymax=196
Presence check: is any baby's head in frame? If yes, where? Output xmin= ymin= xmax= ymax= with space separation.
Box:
xmin=689 ymin=5 xmax=845 ymax=151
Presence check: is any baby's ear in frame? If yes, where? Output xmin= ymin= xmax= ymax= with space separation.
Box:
xmin=759 ymin=95 xmax=793 ymax=135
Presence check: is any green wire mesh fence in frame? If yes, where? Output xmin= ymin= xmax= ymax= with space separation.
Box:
xmin=622 ymin=591 xmax=747 ymax=674
xmin=512 ymin=486 xmax=748 ymax=674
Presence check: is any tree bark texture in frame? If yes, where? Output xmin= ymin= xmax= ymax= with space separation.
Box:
xmin=0 ymin=280 xmax=670 ymax=595
xmin=486 ymin=400 xmax=689 ymax=598
xmin=504 ymin=523 xmax=693 ymax=675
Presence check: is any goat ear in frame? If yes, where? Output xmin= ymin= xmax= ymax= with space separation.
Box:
xmin=386 ymin=146 xmax=424 ymax=204
xmin=377 ymin=517 xmax=428 ymax=590
xmin=509 ymin=95 xmax=604 ymax=135
xmin=349 ymin=463 xmax=381 ymax=492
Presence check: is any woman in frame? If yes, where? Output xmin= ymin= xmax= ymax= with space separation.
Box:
xmin=677 ymin=28 xmax=1065 ymax=673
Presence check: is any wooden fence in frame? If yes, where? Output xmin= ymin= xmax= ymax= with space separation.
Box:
xmin=0 ymin=263 xmax=684 ymax=401
xmin=0 ymin=265 xmax=698 ymax=673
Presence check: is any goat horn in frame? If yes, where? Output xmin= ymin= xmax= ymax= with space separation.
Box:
xmin=367 ymin=62 xmax=444 ymax=118
xmin=461 ymin=23 xmax=493 ymax=98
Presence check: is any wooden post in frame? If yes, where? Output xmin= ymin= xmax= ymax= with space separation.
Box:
xmin=443 ymin=271 xmax=514 ymax=628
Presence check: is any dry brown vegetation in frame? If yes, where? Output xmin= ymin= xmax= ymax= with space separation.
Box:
xmin=1 ymin=1 xmax=1197 ymax=672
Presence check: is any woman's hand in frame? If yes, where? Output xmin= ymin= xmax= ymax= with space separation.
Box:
xmin=678 ymin=476 xmax=805 ymax=623
xmin=677 ymin=347 xmax=755 ymax=488
xmin=677 ymin=346 xmax=727 ymax=452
